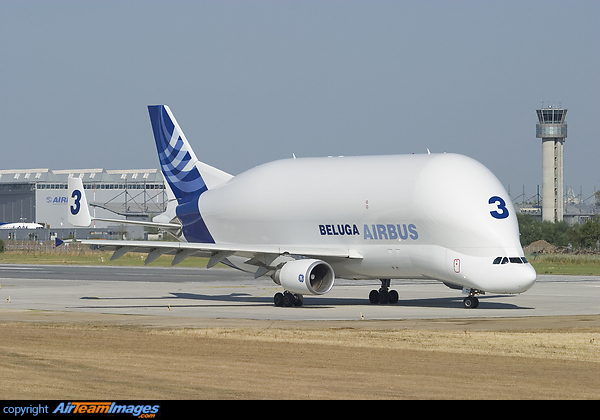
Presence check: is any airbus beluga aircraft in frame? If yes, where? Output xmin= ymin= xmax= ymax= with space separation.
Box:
xmin=65 ymin=105 xmax=536 ymax=309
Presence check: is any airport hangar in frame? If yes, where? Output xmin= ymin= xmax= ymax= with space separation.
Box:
xmin=0 ymin=168 xmax=168 ymax=241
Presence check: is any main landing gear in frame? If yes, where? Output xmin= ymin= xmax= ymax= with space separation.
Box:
xmin=274 ymin=291 xmax=304 ymax=307
xmin=369 ymin=279 xmax=399 ymax=304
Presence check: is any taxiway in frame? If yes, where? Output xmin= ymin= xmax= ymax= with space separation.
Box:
xmin=1 ymin=264 xmax=598 ymax=322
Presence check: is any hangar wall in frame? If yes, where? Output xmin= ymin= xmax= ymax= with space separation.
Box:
xmin=0 ymin=168 xmax=168 ymax=240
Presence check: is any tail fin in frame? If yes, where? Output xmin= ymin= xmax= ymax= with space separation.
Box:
xmin=68 ymin=177 xmax=91 ymax=226
xmin=148 ymin=105 xmax=232 ymax=203
xmin=148 ymin=105 xmax=230 ymax=244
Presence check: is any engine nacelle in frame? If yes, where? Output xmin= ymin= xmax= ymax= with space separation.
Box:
xmin=272 ymin=259 xmax=335 ymax=295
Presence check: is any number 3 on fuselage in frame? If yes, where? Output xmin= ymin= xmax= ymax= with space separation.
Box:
xmin=489 ymin=196 xmax=509 ymax=219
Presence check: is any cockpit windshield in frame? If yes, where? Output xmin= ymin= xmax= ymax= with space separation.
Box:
xmin=493 ymin=256 xmax=528 ymax=265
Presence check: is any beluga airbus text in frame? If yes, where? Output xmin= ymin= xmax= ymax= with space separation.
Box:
xmin=65 ymin=105 xmax=536 ymax=309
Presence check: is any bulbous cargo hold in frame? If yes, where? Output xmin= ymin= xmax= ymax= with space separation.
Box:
xmin=199 ymin=152 xmax=535 ymax=299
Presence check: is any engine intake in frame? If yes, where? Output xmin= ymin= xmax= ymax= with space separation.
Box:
xmin=272 ymin=259 xmax=335 ymax=295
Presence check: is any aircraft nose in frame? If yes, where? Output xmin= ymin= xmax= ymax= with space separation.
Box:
xmin=517 ymin=264 xmax=537 ymax=293
xmin=483 ymin=262 xmax=537 ymax=294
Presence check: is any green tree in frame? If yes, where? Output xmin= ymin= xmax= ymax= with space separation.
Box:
xmin=542 ymin=219 xmax=570 ymax=246
xmin=517 ymin=213 xmax=570 ymax=248
xmin=517 ymin=213 xmax=542 ymax=247
xmin=568 ymin=215 xmax=600 ymax=249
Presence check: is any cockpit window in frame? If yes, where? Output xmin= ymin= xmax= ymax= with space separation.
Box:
xmin=493 ymin=256 xmax=529 ymax=265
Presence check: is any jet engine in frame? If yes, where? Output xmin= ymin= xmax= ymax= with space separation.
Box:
xmin=272 ymin=259 xmax=335 ymax=295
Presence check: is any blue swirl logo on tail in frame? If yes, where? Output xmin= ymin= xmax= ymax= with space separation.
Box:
xmin=149 ymin=105 xmax=207 ymax=201
xmin=148 ymin=105 xmax=214 ymax=243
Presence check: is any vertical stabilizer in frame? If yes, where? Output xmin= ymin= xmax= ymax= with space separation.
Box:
xmin=148 ymin=105 xmax=226 ymax=243
xmin=68 ymin=177 xmax=92 ymax=226
xmin=148 ymin=105 xmax=208 ymax=202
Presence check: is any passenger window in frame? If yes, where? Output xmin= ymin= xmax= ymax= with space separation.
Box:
xmin=509 ymin=257 xmax=523 ymax=264
xmin=493 ymin=257 xmax=502 ymax=264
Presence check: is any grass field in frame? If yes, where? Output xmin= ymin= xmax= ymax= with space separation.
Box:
xmin=1 ymin=244 xmax=599 ymax=275
xmin=0 ymin=250 xmax=212 ymax=268
xmin=1 ymin=315 xmax=599 ymax=399
xmin=527 ymin=253 xmax=600 ymax=276
xmin=0 ymin=242 xmax=213 ymax=268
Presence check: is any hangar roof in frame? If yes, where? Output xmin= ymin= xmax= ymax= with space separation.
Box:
xmin=0 ymin=168 xmax=163 ymax=184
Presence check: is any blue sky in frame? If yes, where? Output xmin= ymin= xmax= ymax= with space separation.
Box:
xmin=1 ymin=0 xmax=598 ymax=200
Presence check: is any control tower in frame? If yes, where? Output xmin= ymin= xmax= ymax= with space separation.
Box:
xmin=536 ymin=106 xmax=567 ymax=222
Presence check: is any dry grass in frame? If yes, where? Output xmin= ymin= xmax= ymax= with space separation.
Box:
xmin=159 ymin=327 xmax=600 ymax=362
xmin=0 ymin=245 xmax=212 ymax=267
xmin=1 ymin=319 xmax=599 ymax=400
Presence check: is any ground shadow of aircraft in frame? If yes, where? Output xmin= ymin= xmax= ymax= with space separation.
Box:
xmin=169 ymin=292 xmax=532 ymax=310
xmin=78 ymin=291 xmax=531 ymax=310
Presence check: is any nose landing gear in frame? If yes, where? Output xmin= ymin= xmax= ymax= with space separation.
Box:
xmin=462 ymin=288 xmax=483 ymax=309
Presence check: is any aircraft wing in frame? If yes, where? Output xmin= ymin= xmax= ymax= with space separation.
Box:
xmin=62 ymin=238 xmax=362 ymax=276
xmin=88 ymin=217 xmax=181 ymax=231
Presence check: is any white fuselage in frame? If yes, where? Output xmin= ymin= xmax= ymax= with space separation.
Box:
xmin=0 ymin=222 xmax=44 ymax=230
xmin=192 ymin=153 xmax=535 ymax=295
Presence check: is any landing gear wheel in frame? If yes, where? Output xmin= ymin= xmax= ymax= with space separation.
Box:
xmin=378 ymin=289 xmax=389 ymax=304
xmin=283 ymin=291 xmax=295 ymax=307
xmin=463 ymin=296 xmax=479 ymax=309
xmin=369 ymin=290 xmax=379 ymax=304
xmin=369 ymin=279 xmax=399 ymax=304
xmin=274 ymin=291 xmax=304 ymax=307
